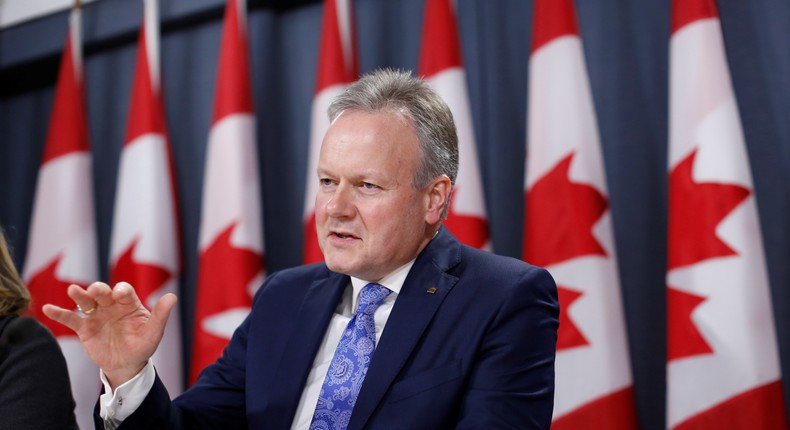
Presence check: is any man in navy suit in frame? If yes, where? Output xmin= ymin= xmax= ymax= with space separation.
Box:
xmin=44 ymin=69 xmax=559 ymax=429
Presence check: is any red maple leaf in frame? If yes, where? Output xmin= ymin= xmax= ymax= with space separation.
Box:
xmin=25 ymin=255 xmax=82 ymax=337
xmin=667 ymin=286 xmax=713 ymax=361
xmin=667 ymin=149 xmax=750 ymax=270
xmin=556 ymin=284 xmax=590 ymax=350
xmin=524 ymin=152 xmax=606 ymax=353
xmin=110 ymin=238 xmax=172 ymax=307
xmin=666 ymin=149 xmax=750 ymax=362
xmin=191 ymin=223 xmax=263 ymax=383
xmin=443 ymin=186 xmax=489 ymax=249
xmin=524 ymin=152 xmax=608 ymax=267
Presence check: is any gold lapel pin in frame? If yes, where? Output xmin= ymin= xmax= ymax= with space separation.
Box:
xmin=426 ymin=287 xmax=437 ymax=294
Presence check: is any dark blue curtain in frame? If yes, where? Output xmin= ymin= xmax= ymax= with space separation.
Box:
xmin=1 ymin=0 xmax=788 ymax=428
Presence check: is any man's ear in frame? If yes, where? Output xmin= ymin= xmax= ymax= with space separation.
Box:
xmin=425 ymin=175 xmax=452 ymax=225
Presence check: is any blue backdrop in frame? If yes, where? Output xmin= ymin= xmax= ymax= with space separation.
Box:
xmin=1 ymin=0 xmax=789 ymax=428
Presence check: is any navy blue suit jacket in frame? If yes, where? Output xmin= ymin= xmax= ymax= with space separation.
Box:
xmin=102 ymin=228 xmax=558 ymax=429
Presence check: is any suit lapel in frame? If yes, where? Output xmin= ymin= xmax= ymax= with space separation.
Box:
xmin=264 ymin=272 xmax=348 ymax=428
xmin=349 ymin=228 xmax=462 ymax=430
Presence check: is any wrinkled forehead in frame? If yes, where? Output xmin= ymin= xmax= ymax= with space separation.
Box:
xmin=321 ymin=110 xmax=421 ymax=164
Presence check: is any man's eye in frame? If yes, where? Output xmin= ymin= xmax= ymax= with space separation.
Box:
xmin=362 ymin=182 xmax=378 ymax=190
xmin=319 ymin=178 xmax=334 ymax=186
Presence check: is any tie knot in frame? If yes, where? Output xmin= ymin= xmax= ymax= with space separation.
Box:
xmin=358 ymin=283 xmax=391 ymax=315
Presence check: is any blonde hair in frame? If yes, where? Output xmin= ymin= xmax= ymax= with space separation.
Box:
xmin=0 ymin=229 xmax=30 ymax=316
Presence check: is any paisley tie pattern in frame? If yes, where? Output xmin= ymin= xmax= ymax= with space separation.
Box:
xmin=309 ymin=283 xmax=392 ymax=430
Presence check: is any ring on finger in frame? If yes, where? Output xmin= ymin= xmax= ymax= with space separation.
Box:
xmin=77 ymin=304 xmax=97 ymax=315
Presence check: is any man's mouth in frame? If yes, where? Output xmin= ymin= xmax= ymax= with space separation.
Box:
xmin=331 ymin=231 xmax=358 ymax=239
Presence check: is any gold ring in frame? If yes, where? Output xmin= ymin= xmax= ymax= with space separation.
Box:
xmin=78 ymin=305 xmax=97 ymax=315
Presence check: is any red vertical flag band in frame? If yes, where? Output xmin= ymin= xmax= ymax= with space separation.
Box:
xmin=666 ymin=0 xmax=788 ymax=428
xmin=191 ymin=0 xmax=264 ymax=384
xmin=22 ymin=5 xmax=100 ymax=429
xmin=109 ymin=0 xmax=183 ymax=396
xmin=525 ymin=0 xmax=637 ymax=427
xmin=302 ymin=0 xmax=359 ymax=263
xmin=418 ymin=0 xmax=489 ymax=250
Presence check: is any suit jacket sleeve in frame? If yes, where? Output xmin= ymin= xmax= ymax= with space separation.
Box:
xmin=99 ymin=305 xmax=253 ymax=430
xmin=455 ymin=265 xmax=558 ymax=429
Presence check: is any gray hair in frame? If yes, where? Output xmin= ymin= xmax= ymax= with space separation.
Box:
xmin=328 ymin=68 xmax=459 ymax=219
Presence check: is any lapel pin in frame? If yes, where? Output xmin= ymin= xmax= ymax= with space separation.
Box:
xmin=426 ymin=287 xmax=437 ymax=294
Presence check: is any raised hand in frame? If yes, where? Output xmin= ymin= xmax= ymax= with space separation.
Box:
xmin=42 ymin=281 xmax=177 ymax=390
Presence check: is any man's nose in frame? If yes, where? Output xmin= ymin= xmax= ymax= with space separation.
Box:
xmin=325 ymin=183 xmax=354 ymax=218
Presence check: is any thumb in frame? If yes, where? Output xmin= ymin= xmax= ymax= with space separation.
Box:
xmin=150 ymin=293 xmax=178 ymax=331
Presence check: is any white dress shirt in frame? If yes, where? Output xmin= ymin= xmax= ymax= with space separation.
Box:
xmin=100 ymin=260 xmax=414 ymax=430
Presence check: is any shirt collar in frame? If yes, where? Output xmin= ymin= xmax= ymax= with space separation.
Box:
xmin=349 ymin=259 xmax=415 ymax=310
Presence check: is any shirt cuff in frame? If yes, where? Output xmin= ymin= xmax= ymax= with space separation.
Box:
xmin=99 ymin=360 xmax=156 ymax=428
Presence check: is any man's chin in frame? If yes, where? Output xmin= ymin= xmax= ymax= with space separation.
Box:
xmin=323 ymin=256 xmax=354 ymax=275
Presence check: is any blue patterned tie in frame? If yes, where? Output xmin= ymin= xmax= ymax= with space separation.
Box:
xmin=309 ymin=283 xmax=392 ymax=430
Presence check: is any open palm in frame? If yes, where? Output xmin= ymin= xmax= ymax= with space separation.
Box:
xmin=42 ymin=281 xmax=177 ymax=389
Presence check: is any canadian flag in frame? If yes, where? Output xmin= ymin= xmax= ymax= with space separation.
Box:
xmin=22 ymin=5 xmax=99 ymax=429
xmin=666 ymin=0 xmax=788 ymax=428
xmin=418 ymin=0 xmax=489 ymax=249
xmin=191 ymin=0 xmax=264 ymax=385
xmin=109 ymin=0 xmax=182 ymax=396
xmin=302 ymin=0 xmax=358 ymax=264
xmin=523 ymin=0 xmax=637 ymax=428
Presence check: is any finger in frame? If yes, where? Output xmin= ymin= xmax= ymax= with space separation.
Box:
xmin=111 ymin=282 xmax=142 ymax=307
xmin=150 ymin=293 xmax=178 ymax=331
xmin=87 ymin=282 xmax=115 ymax=308
xmin=66 ymin=284 xmax=98 ymax=314
xmin=41 ymin=304 xmax=83 ymax=333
